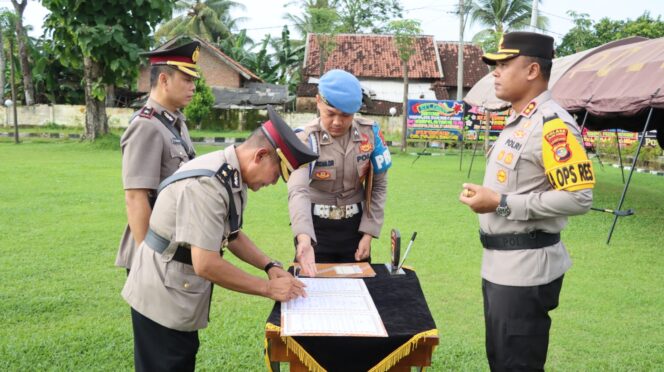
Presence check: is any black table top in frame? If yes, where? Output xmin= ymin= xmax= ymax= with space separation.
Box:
xmin=266 ymin=264 xmax=437 ymax=371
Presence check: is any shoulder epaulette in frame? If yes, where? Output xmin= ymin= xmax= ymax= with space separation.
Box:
xmin=138 ymin=106 xmax=154 ymax=119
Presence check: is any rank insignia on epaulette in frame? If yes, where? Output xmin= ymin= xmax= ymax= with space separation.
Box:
xmin=522 ymin=101 xmax=537 ymax=117
xmin=139 ymin=106 xmax=154 ymax=118
xmin=162 ymin=110 xmax=175 ymax=123
xmin=514 ymin=130 xmax=525 ymax=138
xmin=504 ymin=153 xmax=514 ymax=165
xmin=497 ymin=150 xmax=505 ymax=161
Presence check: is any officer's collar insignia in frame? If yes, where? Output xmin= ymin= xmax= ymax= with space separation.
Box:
xmin=321 ymin=131 xmax=332 ymax=144
xmin=231 ymin=169 xmax=240 ymax=188
xmin=162 ymin=110 xmax=175 ymax=123
xmin=352 ymin=127 xmax=361 ymax=141
xmin=139 ymin=106 xmax=154 ymax=118
xmin=521 ymin=101 xmax=537 ymax=117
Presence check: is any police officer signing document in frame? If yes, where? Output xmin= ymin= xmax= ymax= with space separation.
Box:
xmin=122 ymin=107 xmax=318 ymax=371
xmin=459 ymin=32 xmax=595 ymax=371
xmin=116 ymin=41 xmax=199 ymax=272
xmin=288 ymin=69 xmax=392 ymax=275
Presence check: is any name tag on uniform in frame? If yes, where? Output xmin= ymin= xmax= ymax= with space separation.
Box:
xmin=171 ymin=138 xmax=183 ymax=145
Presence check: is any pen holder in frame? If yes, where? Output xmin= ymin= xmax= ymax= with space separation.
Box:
xmin=386 ymin=228 xmax=406 ymax=275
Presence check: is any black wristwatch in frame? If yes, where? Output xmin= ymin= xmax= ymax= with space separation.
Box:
xmin=264 ymin=260 xmax=283 ymax=273
xmin=496 ymin=194 xmax=511 ymax=217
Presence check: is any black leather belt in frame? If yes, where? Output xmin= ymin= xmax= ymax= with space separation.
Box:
xmin=479 ymin=230 xmax=560 ymax=250
xmin=145 ymin=228 xmax=193 ymax=265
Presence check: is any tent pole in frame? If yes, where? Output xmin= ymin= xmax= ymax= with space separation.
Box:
xmin=459 ymin=107 xmax=465 ymax=171
xmin=606 ymin=106 xmax=654 ymax=244
xmin=615 ymin=128 xmax=625 ymax=184
xmin=468 ymin=110 xmax=490 ymax=178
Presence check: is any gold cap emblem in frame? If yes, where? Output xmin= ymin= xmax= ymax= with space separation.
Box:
xmin=192 ymin=47 xmax=200 ymax=63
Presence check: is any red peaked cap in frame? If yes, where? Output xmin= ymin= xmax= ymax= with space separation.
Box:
xmin=261 ymin=106 xmax=318 ymax=170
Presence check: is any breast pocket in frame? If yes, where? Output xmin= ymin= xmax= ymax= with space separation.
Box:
xmin=311 ymin=167 xmax=336 ymax=192
xmin=169 ymin=145 xmax=188 ymax=168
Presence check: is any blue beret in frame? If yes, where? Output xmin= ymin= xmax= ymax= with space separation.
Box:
xmin=318 ymin=69 xmax=362 ymax=114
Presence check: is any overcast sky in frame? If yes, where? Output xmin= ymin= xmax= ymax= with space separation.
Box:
xmin=7 ymin=0 xmax=664 ymax=45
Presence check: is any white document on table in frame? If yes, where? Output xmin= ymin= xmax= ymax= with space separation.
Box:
xmin=281 ymin=278 xmax=387 ymax=337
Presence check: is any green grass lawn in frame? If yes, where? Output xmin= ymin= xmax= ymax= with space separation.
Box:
xmin=1 ymin=141 xmax=663 ymax=371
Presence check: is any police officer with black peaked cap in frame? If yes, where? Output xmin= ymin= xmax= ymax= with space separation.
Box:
xmin=460 ymin=32 xmax=595 ymax=371
xmin=288 ymin=69 xmax=392 ymax=276
xmin=122 ymin=106 xmax=318 ymax=371
xmin=116 ymin=41 xmax=200 ymax=273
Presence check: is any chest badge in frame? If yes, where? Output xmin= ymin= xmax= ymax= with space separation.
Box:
xmin=359 ymin=133 xmax=373 ymax=153
xmin=315 ymin=170 xmax=331 ymax=180
xmin=497 ymin=169 xmax=508 ymax=183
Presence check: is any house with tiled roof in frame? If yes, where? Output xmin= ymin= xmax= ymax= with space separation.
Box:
xmin=137 ymin=36 xmax=263 ymax=93
xmin=435 ymin=42 xmax=489 ymax=99
xmin=137 ymin=36 xmax=295 ymax=109
xmin=297 ymin=33 xmax=488 ymax=115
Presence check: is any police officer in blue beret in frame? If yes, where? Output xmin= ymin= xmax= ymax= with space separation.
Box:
xmin=288 ymin=69 xmax=392 ymax=275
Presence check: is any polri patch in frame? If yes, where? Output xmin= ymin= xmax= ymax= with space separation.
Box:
xmin=542 ymin=116 xmax=595 ymax=191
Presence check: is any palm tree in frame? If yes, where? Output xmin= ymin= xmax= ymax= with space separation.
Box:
xmin=155 ymin=0 xmax=245 ymax=43
xmin=10 ymin=0 xmax=34 ymax=105
xmin=467 ymin=0 xmax=549 ymax=51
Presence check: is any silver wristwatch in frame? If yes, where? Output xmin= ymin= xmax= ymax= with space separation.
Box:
xmin=496 ymin=194 xmax=511 ymax=217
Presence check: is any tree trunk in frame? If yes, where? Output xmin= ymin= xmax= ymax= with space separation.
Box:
xmin=11 ymin=0 xmax=35 ymax=105
xmin=83 ymin=56 xmax=108 ymax=140
xmin=105 ymin=84 xmax=116 ymax=107
xmin=0 ymin=28 xmax=5 ymax=101
xmin=401 ymin=62 xmax=409 ymax=152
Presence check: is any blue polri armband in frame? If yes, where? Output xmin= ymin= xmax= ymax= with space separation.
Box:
xmin=370 ymin=124 xmax=391 ymax=174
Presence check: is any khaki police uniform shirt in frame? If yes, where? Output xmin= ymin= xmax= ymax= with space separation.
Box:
xmin=480 ymin=91 xmax=593 ymax=286
xmin=115 ymin=98 xmax=195 ymax=269
xmin=288 ymin=117 xmax=388 ymax=242
xmin=122 ymin=146 xmax=247 ymax=332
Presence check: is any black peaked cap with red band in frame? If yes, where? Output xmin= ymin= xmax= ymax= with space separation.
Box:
xmin=261 ymin=105 xmax=318 ymax=170
xmin=141 ymin=41 xmax=201 ymax=78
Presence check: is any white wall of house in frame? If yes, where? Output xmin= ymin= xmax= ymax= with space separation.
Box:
xmin=1 ymin=105 xmax=404 ymax=135
xmin=308 ymin=77 xmax=437 ymax=103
